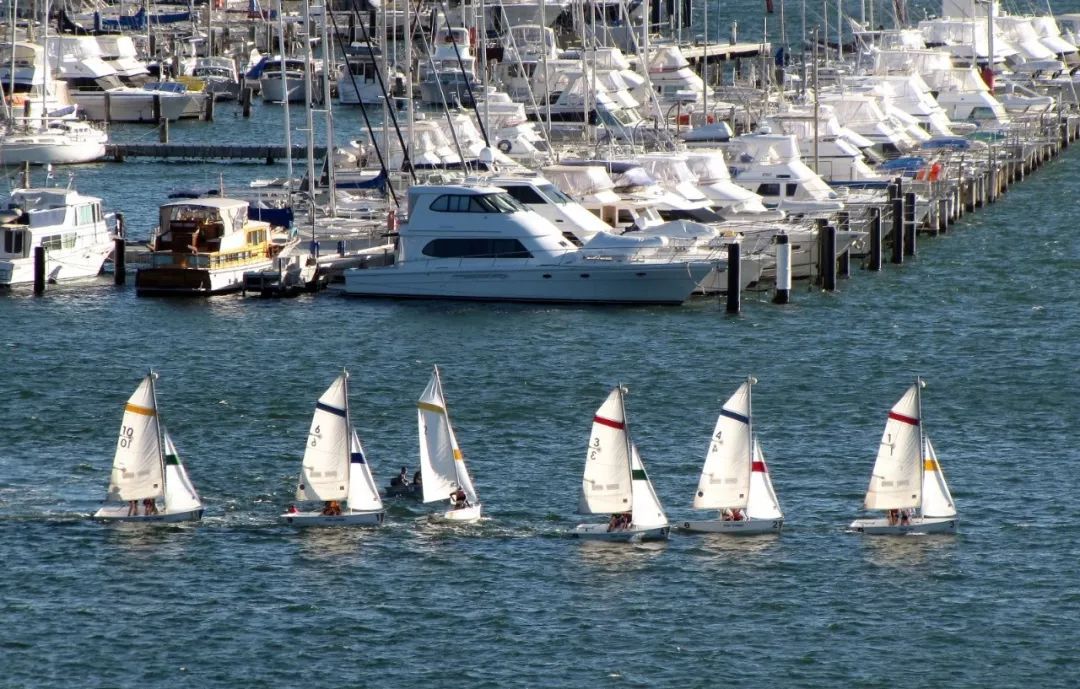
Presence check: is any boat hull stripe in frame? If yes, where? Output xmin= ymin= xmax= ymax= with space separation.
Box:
xmin=593 ymin=415 xmax=624 ymax=430
xmin=125 ymin=403 xmax=156 ymax=417
xmin=888 ymin=411 xmax=919 ymax=426
xmin=316 ymin=401 xmax=347 ymax=418
xmin=719 ymin=408 xmax=750 ymax=425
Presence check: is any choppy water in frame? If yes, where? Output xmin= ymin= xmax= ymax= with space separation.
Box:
xmin=3 ymin=41 xmax=1080 ymax=687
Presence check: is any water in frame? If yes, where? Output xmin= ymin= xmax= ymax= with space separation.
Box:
xmin=3 ymin=53 xmax=1080 ymax=689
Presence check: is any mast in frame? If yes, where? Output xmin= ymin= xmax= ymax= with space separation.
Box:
xmin=618 ymin=385 xmax=634 ymax=512
xmin=277 ymin=0 xmax=294 ymax=192
xmin=432 ymin=365 xmax=459 ymax=488
xmin=915 ymin=376 xmax=925 ymax=515
xmin=746 ymin=375 xmax=756 ymax=482
xmin=342 ymin=368 xmax=352 ymax=497
xmin=148 ymin=370 xmax=167 ymax=494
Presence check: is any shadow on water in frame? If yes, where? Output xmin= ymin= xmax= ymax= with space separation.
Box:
xmin=855 ymin=532 xmax=960 ymax=570
xmin=573 ymin=538 xmax=668 ymax=571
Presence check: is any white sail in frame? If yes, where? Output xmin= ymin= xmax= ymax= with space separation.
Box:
xmin=746 ymin=438 xmax=783 ymax=520
xmin=417 ymin=367 xmax=477 ymax=505
xmin=162 ymin=429 xmax=202 ymax=513
xmin=107 ymin=373 xmax=165 ymax=502
xmin=629 ymin=444 xmax=668 ymax=528
xmin=864 ymin=384 xmax=923 ymax=510
xmin=693 ymin=381 xmax=753 ymax=510
xmin=920 ymin=436 xmax=956 ymax=518
xmin=347 ymin=427 xmax=384 ymax=512
xmin=578 ymin=386 xmax=633 ymax=515
xmin=295 ymin=373 xmax=350 ymax=502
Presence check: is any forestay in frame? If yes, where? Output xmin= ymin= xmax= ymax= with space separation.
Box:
xmin=296 ymin=374 xmax=350 ymax=502
xmin=864 ymin=384 xmax=922 ymax=511
xmin=920 ymin=437 xmax=956 ymax=518
xmin=579 ymin=387 xmax=633 ymax=515
xmin=693 ymin=381 xmax=752 ymax=510
xmin=108 ymin=373 xmax=165 ymax=502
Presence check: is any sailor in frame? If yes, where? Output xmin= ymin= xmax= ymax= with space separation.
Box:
xmin=450 ymin=488 xmax=469 ymax=509
xmin=390 ymin=467 xmax=409 ymax=488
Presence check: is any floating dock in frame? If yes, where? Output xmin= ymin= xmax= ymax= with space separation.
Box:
xmin=104 ymin=144 xmax=329 ymax=164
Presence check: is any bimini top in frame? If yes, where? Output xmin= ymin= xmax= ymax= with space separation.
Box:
xmin=159 ymin=197 xmax=252 ymax=238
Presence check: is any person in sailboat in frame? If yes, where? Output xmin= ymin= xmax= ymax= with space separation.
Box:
xmin=391 ymin=467 xmax=409 ymax=489
xmin=143 ymin=498 xmax=158 ymax=516
xmin=722 ymin=508 xmax=745 ymax=522
xmin=450 ymin=487 xmax=469 ymax=510
xmin=413 ymin=470 xmax=422 ymax=488
xmin=899 ymin=509 xmax=911 ymax=526
xmin=127 ymin=500 xmax=139 ymax=516
xmin=887 ymin=509 xmax=900 ymax=526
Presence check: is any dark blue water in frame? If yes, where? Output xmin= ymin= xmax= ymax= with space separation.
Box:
xmin=3 ymin=32 xmax=1080 ymax=687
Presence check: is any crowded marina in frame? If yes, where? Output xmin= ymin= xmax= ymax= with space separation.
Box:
xmin=1 ymin=0 xmax=1076 ymax=305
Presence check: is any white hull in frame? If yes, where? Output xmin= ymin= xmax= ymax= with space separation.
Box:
xmin=432 ymin=504 xmax=482 ymax=522
xmin=0 ymin=138 xmax=105 ymax=165
xmin=72 ymin=91 xmax=190 ymax=122
xmin=337 ymin=83 xmax=387 ymax=105
xmin=848 ymin=516 xmax=958 ymax=535
xmin=343 ymin=262 xmax=710 ymax=305
xmin=572 ymin=523 xmax=670 ymax=542
xmin=136 ymin=257 xmax=275 ymax=295
xmin=0 ymin=239 xmax=114 ymax=286
xmin=281 ymin=509 xmax=385 ymax=526
xmin=677 ymin=517 xmax=783 ymax=534
xmin=93 ymin=504 xmax=203 ymax=522
xmin=260 ymin=76 xmax=310 ymax=103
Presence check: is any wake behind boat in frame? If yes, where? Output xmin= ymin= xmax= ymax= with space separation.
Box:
xmin=679 ymin=376 xmax=784 ymax=534
xmin=849 ymin=378 xmax=958 ymax=535
xmin=282 ymin=370 xmax=385 ymax=526
xmin=93 ymin=371 xmax=203 ymax=523
xmin=416 ymin=365 xmax=482 ymax=522
xmin=573 ymin=385 xmax=669 ymax=542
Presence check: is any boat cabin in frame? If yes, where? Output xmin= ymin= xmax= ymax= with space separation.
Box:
xmin=1 ymin=188 xmax=104 ymax=258
xmin=152 ymin=198 xmax=269 ymax=258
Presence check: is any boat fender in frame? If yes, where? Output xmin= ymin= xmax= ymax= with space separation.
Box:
xmin=497 ymin=140 xmax=512 ymax=153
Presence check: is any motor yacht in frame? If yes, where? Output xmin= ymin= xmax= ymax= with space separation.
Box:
xmin=342 ymin=183 xmax=712 ymax=304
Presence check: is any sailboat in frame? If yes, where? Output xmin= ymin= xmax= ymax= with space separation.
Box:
xmin=93 ymin=371 xmax=203 ymax=522
xmin=679 ymin=377 xmax=784 ymax=534
xmin=281 ymin=370 xmax=385 ymax=526
xmin=849 ymin=378 xmax=958 ymax=535
xmin=573 ymin=385 xmax=669 ymax=542
xmin=417 ymin=365 xmax=482 ymax=522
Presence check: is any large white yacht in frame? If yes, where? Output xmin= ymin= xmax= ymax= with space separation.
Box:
xmin=0 ymin=186 xmax=115 ymax=286
xmin=342 ymin=183 xmax=712 ymax=304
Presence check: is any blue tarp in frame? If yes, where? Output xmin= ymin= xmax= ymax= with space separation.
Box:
xmin=878 ymin=156 xmax=926 ymax=174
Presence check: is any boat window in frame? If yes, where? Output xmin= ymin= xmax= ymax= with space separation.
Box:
xmin=756 ymin=183 xmax=781 ymax=196
xmin=786 ymin=183 xmax=798 ymax=197
xmin=76 ymin=204 xmax=95 ymax=225
xmin=501 ymin=185 xmax=546 ymax=205
xmin=3 ymin=229 xmax=24 ymax=255
xmin=537 ymin=184 xmax=572 ymax=205
xmin=429 ymin=193 xmax=525 ymax=213
xmin=421 ymin=238 xmax=533 ymax=258
xmin=40 ymin=234 xmax=62 ymax=251
xmin=62 ymin=233 xmax=76 ymax=249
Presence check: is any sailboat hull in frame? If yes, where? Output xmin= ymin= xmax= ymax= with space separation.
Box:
xmin=432 ymin=504 xmax=482 ymax=523
xmin=677 ymin=517 xmax=783 ymax=534
xmin=281 ymin=509 xmax=385 ymax=526
xmin=92 ymin=505 xmax=203 ymax=522
xmin=572 ymin=523 xmax=670 ymax=542
xmin=848 ymin=516 xmax=958 ymax=535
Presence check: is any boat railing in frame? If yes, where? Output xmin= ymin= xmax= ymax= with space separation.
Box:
xmin=150 ymin=244 xmax=270 ymax=270
xmin=397 ymin=247 xmax=721 ymax=270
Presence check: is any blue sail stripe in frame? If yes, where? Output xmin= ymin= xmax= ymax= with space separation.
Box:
xmin=719 ymin=408 xmax=750 ymax=425
xmin=315 ymin=401 xmax=347 ymax=418
xmin=350 ymin=452 xmax=366 ymax=464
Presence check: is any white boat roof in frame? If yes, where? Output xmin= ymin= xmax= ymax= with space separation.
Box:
xmin=160 ymin=197 xmax=249 ymax=211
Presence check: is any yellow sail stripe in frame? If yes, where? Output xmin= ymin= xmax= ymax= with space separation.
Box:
xmin=453 ymin=449 xmax=463 ymax=460
xmin=924 ymin=458 xmax=939 ymax=471
xmin=417 ymin=401 xmax=445 ymax=414
xmin=125 ymin=403 xmax=157 ymax=417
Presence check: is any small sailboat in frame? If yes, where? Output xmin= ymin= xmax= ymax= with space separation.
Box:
xmin=281 ymin=370 xmax=385 ymax=526
xmin=679 ymin=377 xmax=783 ymax=534
xmin=573 ymin=385 xmax=669 ymax=542
xmin=416 ymin=365 xmax=482 ymax=522
xmin=93 ymin=371 xmax=204 ymax=523
xmin=849 ymin=378 xmax=958 ymax=535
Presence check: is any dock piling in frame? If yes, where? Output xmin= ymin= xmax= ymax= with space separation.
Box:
xmin=821 ymin=225 xmax=837 ymax=291
xmin=891 ymin=198 xmax=904 ymax=264
xmin=33 ymin=246 xmax=45 ymax=294
xmin=904 ymin=191 xmax=917 ymax=257
xmin=773 ymin=233 xmax=791 ymax=304
xmin=867 ymin=207 xmax=882 ymax=271
xmin=725 ymin=243 xmax=741 ymax=314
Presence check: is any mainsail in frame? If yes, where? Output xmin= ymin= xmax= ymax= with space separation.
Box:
xmin=864 ymin=384 xmax=923 ymax=510
xmin=578 ymin=386 xmax=633 ymax=515
xmin=108 ymin=373 xmax=165 ymax=501
xmin=417 ymin=366 xmax=477 ymax=505
xmin=693 ymin=381 xmax=753 ymax=510
xmin=296 ymin=373 xmax=351 ymax=502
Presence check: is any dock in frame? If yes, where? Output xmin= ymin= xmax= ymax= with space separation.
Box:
xmin=681 ymin=41 xmax=772 ymax=63
xmin=104 ymin=144 xmax=328 ymax=164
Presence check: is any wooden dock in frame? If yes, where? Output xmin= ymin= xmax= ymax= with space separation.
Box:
xmin=104 ymin=144 xmax=328 ymax=164
xmin=681 ymin=41 xmax=772 ymax=63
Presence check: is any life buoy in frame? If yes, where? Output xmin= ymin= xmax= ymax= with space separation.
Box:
xmin=497 ymin=139 xmax=512 ymax=153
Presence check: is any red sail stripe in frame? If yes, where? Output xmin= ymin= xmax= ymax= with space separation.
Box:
xmin=888 ymin=411 xmax=919 ymax=426
xmin=751 ymin=461 xmax=768 ymax=473
xmin=593 ymin=415 xmax=625 ymax=430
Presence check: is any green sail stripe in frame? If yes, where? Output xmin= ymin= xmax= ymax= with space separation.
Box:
xmin=164 ymin=452 xmax=180 ymax=466
xmin=631 ymin=469 xmax=647 ymax=481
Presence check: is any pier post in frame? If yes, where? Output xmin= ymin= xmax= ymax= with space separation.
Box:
xmin=104 ymin=92 xmax=112 ymax=123
xmin=773 ymin=233 xmax=791 ymax=304
xmin=725 ymin=243 xmax=741 ymax=314
xmin=33 ymin=246 xmax=45 ymax=294
xmin=242 ymin=87 xmax=253 ymax=118
xmin=904 ymin=191 xmax=917 ymax=257
xmin=821 ymin=225 xmax=837 ymax=291
xmin=938 ymin=198 xmax=949 ymax=234
xmin=159 ymin=118 xmax=169 ymax=143
xmin=113 ymin=212 xmax=126 ymax=286
xmin=337 ymin=240 xmax=346 ymax=257
xmin=204 ymin=94 xmax=215 ymax=122
xmin=21 ymin=161 xmax=30 ymax=188
xmin=867 ymin=207 xmax=882 ymax=271
xmin=891 ymin=197 xmax=904 ymax=265
xmin=837 ymin=246 xmax=850 ymax=279
xmin=153 ymin=94 xmax=161 ymax=122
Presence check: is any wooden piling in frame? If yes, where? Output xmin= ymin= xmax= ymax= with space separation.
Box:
xmin=242 ymin=87 xmax=253 ymax=118
xmin=891 ymin=198 xmax=904 ymax=265
xmin=867 ymin=207 xmax=882 ymax=272
xmin=821 ymin=225 xmax=837 ymax=291
xmin=725 ymin=242 xmax=741 ymax=314
xmin=937 ymin=198 xmax=949 ymax=234
xmin=159 ymin=118 xmax=169 ymax=143
xmin=33 ymin=246 xmax=45 ymax=294
xmin=903 ymin=192 xmax=917 ymax=257
xmin=773 ymin=233 xmax=791 ymax=303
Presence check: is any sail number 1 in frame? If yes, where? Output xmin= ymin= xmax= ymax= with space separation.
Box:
xmin=118 ymin=425 xmax=135 ymax=448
